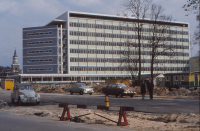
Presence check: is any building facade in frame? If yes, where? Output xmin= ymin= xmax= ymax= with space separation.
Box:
xmin=21 ymin=11 xmax=190 ymax=83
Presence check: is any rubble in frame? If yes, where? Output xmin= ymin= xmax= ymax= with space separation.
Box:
xmin=31 ymin=83 xmax=199 ymax=98
xmin=32 ymin=84 xmax=67 ymax=93
xmin=166 ymin=88 xmax=200 ymax=97
xmin=92 ymin=84 xmax=105 ymax=93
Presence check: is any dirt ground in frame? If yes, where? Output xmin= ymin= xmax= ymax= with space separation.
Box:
xmin=0 ymin=101 xmax=199 ymax=131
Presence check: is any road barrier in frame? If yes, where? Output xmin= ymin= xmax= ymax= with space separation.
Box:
xmin=105 ymin=96 xmax=109 ymax=107
xmin=59 ymin=103 xmax=134 ymax=126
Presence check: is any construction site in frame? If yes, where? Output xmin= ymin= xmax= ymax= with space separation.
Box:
xmin=0 ymin=83 xmax=199 ymax=131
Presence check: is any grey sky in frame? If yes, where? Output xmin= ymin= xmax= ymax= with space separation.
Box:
xmin=0 ymin=0 xmax=198 ymax=69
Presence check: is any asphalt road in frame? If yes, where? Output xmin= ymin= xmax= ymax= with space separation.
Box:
xmin=0 ymin=112 xmax=131 ymax=131
xmin=0 ymin=90 xmax=199 ymax=114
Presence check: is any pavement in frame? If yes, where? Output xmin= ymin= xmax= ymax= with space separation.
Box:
xmin=0 ymin=90 xmax=199 ymax=114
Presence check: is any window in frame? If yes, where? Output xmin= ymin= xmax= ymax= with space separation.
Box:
xmin=166 ymin=76 xmax=169 ymax=81
xmin=27 ymin=59 xmax=53 ymax=63
xmin=27 ymin=31 xmax=53 ymax=36
xmin=27 ymin=40 xmax=53 ymax=45
xmin=181 ymin=76 xmax=184 ymax=81
xmin=194 ymin=74 xmax=198 ymax=82
xmin=27 ymin=49 xmax=53 ymax=54
xmin=175 ymin=76 xmax=178 ymax=81
xmin=28 ymin=68 xmax=53 ymax=72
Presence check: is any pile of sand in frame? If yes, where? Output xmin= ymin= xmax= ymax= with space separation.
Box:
xmin=134 ymin=85 xmax=199 ymax=97
xmin=32 ymin=84 xmax=66 ymax=93
xmin=167 ymin=88 xmax=200 ymax=97
xmin=93 ymin=84 xmax=106 ymax=93
xmin=154 ymin=87 xmax=169 ymax=96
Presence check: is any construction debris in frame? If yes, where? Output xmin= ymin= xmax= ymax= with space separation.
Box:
xmin=31 ymin=83 xmax=199 ymax=97
xmin=32 ymin=84 xmax=67 ymax=93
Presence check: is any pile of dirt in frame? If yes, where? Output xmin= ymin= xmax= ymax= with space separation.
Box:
xmin=134 ymin=86 xmax=142 ymax=95
xmin=93 ymin=84 xmax=106 ymax=93
xmin=167 ymin=88 xmax=200 ymax=97
xmin=134 ymin=86 xmax=199 ymax=97
xmin=154 ymin=87 xmax=169 ymax=96
xmin=32 ymin=84 xmax=66 ymax=93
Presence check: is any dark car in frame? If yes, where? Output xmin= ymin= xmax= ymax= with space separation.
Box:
xmin=101 ymin=83 xmax=136 ymax=98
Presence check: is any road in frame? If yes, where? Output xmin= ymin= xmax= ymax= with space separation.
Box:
xmin=0 ymin=112 xmax=131 ymax=131
xmin=0 ymin=90 xmax=199 ymax=114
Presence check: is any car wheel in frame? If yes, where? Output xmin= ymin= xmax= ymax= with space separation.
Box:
xmin=11 ymin=98 xmax=14 ymax=104
xmin=130 ymin=94 xmax=134 ymax=98
xmin=119 ymin=93 xmax=123 ymax=98
xmin=18 ymin=97 xmax=23 ymax=105
xmin=80 ymin=91 xmax=83 ymax=95
xmin=90 ymin=93 xmax=92 ymax=95
xmin=105 ymin=92 xmax=108 ymax=96
xmin=70 ymin=91 xmax=73 ymax=95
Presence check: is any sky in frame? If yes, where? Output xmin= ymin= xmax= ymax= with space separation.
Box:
xmin=0 ymin=0 xmax=198 ymax=69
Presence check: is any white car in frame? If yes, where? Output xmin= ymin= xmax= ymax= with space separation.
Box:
xmin=11 ymin=83 xmax=40 ymax=105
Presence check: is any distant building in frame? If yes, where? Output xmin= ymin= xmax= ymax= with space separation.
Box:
xmin=11 ymin=49 xmax=20 ymax=74
xmin=10 ymin=11 xmax=191 ymax=83
xmin=0 ymin=49 xmax=20 ymax=78
xmin=190 ymin=56 xmax=200 ymax=72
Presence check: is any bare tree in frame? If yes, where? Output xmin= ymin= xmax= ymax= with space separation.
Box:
xmin=123 ymin=0 xmax=152 ymax=85
xmin=183 ymin=0 xmax=199 ymax=48
xmin=183 ymin=0 xmax=200 ymax=69
xmin=119 ymin=40 xmax=139 ymax=86
xmin=148 ymin=4 xmax=173 ymax=79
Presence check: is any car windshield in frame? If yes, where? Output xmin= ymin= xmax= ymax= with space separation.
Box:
xmin=19 ymin=86 xmax=34 ymax=90
xmin=116 ymin=83 xmax=128 ymax=88
xmin=76 ymin=83 xmax=87 ymax=87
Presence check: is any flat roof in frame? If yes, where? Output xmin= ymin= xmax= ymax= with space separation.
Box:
xmin=68 ymin=11 xmax=189 ymax=27
xmin=46 ymin=19 xmax=66 ymax=26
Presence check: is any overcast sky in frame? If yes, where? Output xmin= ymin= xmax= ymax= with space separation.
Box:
xmin=0 ymin=0 xmax=198 ymax=69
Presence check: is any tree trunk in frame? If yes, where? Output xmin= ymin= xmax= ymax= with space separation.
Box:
xmin=151 ymin=49 xmax=154 ymax=79
xmin=138 ymin=21 xmax=141 ymax=86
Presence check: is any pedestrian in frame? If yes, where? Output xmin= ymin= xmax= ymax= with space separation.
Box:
xmin=140 ymin=79 xmax=146 ymax=100
xmin=147 ymin=77 xmax=154 ymax=100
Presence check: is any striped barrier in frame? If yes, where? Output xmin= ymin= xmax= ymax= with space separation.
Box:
xmin=59 ymin=103 xmax=134 ymax=126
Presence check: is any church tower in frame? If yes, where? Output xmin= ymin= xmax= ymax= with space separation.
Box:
xmin=11 ymin=48 xmax=20 ymax=74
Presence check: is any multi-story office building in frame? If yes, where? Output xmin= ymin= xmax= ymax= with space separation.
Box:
xmin=18 ymin=11 xmax=190 ymax=83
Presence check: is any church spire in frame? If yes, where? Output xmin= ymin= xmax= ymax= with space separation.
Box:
xmin=13 ymin=47 xmax=18 ymax=57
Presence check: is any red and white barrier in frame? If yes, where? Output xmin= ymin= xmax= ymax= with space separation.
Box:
xmin=59 ymin=103 xmax=134 ymax=126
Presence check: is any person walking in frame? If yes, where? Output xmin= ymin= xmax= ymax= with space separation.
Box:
xmin=147 ymin=77 xmax=154 ymax=100
xmin=141 ymin=80 xmax=146 ymax=100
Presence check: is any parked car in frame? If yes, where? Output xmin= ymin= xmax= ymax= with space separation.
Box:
xmin=67 ymin=83 xmax=94 ymax=95
xmin=101 ymin=83 xmax=136 ymax=98
xmin=11 ymin=83 xmax=40 ymax=105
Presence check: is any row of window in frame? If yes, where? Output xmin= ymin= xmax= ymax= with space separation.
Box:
xmin=70 ymin=58 xmax=189 ymax=64
xmin=70 ymin=49 xmax=189 ymax=56
xmin=165 ymin=76 xmax=185 ymax=81
xmin=27 ymin=59 xmax=53 ymax=63
xmin=70 ymin=40 xmax=189 ymax=49
xmin=27 ymin=31 xmax=53 ymax=36
xmin=27 ymin=50 xmax=53 ymax=54
xmin=70 ymin=22 xmax=188 ymax=35
xmin=27 ymin=68 xmax=53 ymax=71
xmin=27 ymin=40 xmax=53 ymax=45
xmin=70 ymin=31 xmax=189 ymax=42
xmin=70 ymin=66 xmax=190 ymax=71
